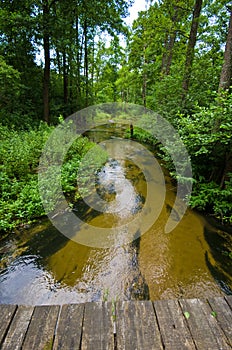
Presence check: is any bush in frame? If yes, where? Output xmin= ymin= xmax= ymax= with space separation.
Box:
xmin=0 ymin=123 xmax=52 ymax=232
xmin=0 ymin=122 xmax=108 ymax=233
xmin=189 ymin=179 xmax=232 ymax=223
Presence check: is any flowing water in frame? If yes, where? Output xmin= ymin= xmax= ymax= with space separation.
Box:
xmin=0 ymin=125 xmax=231 ymax=305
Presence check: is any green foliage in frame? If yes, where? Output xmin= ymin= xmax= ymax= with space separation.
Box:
xmin=0 ymin=55 xmax=43 ymax=129
xmin=125 ymin=127 xmax=157 ymax=145
xmin=0 ymin=122 xmax=101 ymax=233
xmin=0 ymin=56 xmax=21 ymax=107
xmin=0 ymin=123 xmax=52 ymax=179
xmin=0 ymin=177 xmax=44 ymax=231
xmin=126 ymin=92 xmax=232 ymax=223
xmin=61 ymin=137 xmax=108 ymax=197
xmin=189 ymin=180 xmax=232 ymax=222
xmin=0 ymin=123 xmax=52 ymax=231
xmin=1 ymin=0 xmax=232 ymax=227
xmin=175 ymin=94 xmax=232 ymax=222
xmin=178 ymin=93 xmax=232 ymax=180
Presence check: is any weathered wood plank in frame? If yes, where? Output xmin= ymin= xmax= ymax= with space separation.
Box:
xmin=207 ymin=297 xmax=232 ymax=347
xmin=0 ymin=298 xmax=231 ymax=350
xmin=225 ymin=295 xmax=232 ymax=310
xmin=22 ymin=305 xmax=60 ymax=350
xmin=0 ymin=304 xmax=17 ymax=345
xmin=81 ymin=302 xmax=114 ymax=350
xmin=1 ymin=305 xmax=34 ymax=350
xmin=116 ymin=301 xmax=163 ymax=350
xmin=53 ymin=303 xmax=84 ymax=350
xmin=154 ymin=299 xmax=196 ymax=350
xmin=179 ymin=298 xmax=231 ymax=350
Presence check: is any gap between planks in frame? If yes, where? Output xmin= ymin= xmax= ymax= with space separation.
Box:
xmin=0 ymin=297 xmax=231 ymax=350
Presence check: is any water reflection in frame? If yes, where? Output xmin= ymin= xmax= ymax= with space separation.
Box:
xmin=0 ymin=125 xmax=231 ymax=305
xmin=204 ymin=224 xmax=232 ymax=295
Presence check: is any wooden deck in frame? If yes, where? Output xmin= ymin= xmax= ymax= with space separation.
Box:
xmin=0 ymin=296 xmax=231 ymax=349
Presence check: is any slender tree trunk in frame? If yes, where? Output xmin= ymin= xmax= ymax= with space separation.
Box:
xmin=161 ymin=33 xmax=169 ymax=75
xmin=142 ymin=44 xmax=147 ymax=108
xmin=84 ymin=19 xmax=89 ymax=107
xmin=161 ymin=32 xmax=177 ymax=76
xmin=161 ymin=5 xmax=179 ymax=77
xmin=75 ymin=14 xmax=82 ymax=110
xmin=56 ymin=48 xmax=61 ymax=75
xmin=218 ymin=9 xmax=232 ymax=91
xmin=43 ymin=0 xmax=50 ymax=124
xmin=63 ymin=50 xmax=68 ymax=107
xmin=68 ymin=51 xmax=74 ymax=113
xmin=214 ymin=8 xmax=232 ymax=133
xmin=142 ymin=74 xmax=147 ymax=108
xmin=220 ymin=152 xmax=232 ymax=188
xmin=166 ymin=32 xmax=177 ymax=75
xmin=182 ymin=0 xmax=202 ymax=102
xmin=216 ymin=9 xmax=232 ymax=188
xmin=91 ymin=40 xmax=95 ymax=104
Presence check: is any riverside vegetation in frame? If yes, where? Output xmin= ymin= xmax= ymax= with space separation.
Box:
xmin=0 ymin=121 xmax=107 ymax=233
xmin=0 ymin=0 xmax=232 ymax=234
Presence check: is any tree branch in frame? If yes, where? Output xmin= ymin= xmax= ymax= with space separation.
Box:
xmin=48 ymin=0 xmax=60 ymax=10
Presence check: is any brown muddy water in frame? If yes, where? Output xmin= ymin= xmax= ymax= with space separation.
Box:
xmin=0 ymin=125 xmax=231 ymax=305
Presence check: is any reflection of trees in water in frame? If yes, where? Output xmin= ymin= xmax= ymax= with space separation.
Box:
xmin=25 ymin=224 xmax=70 ymax=267
xmin=204 ymin=226 xmax=232 ymax=295
xmin=124 ymin=235 xmax=150 ymax=300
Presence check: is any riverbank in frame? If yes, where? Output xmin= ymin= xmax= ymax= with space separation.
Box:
xmin=0 ymin=124 xmax=231 ymax=304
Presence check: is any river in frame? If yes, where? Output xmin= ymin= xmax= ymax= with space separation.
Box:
xmin=0 ymin=125 xmax=231 ymax=305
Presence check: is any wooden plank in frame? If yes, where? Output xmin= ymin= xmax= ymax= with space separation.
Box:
xmin=116 ymin=301 xmax=163 ymax=350
xmin=179 ymin=298 xmax=231 ymax=350
xmin=207 ymin=297 xmax=232 ymax=347
xmin=0 ymin=304 xmax=17 ymax=345
xmin=1 ymin=305 xmax=34 ymax=350
xmin=53 ymin=303 xmax=84 ymax=350
xmin=154 ymin=299 xmax=196 ymax=350
xmin=22 ymin=305 xmax=60 ymax=350
xmin=225 ymin=295 xmax=232 ymax=309
xmin=81 ymin=302 xmax=114 ymax=350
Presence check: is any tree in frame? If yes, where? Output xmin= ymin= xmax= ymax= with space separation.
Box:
xmin=182 ymin=0 xmax=203 ymax=103
xmin=0 ymin=0 xmax=43 ymax=122
xmin=93 ymin=37 xmax=125 ymax=103
xmin=42 ymin=0 xmax=51 ymax=123
xmin=218 ymin=7 xmax=232 ymax=91
xmin=160 ymin=0 xmax=189 ymax=76
xmin=0 ymin=57 xmax=21 ymax=118
xmin=50 ymin=0 xmax=131 ymax=112
xmin=216 ymin=6 xmax=232 ymax=187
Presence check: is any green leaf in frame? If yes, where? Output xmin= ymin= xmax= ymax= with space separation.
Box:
xmin=184 ymin=311 xmax=190 ymax=319
xmin=211 ymin=311 xmax=217 ymax=318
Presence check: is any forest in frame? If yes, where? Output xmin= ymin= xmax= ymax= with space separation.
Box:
xmin=0 ymin=0 xmax=232 ymax=232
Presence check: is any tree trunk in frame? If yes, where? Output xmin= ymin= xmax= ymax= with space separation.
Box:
xmin=161 ymin=31 xmax=177 ymax=76
xmin=90 ymin=40 xmax=95 ymax=105
xmin=68 ymin=51 xmax=74 ymax=113
xmin=218 ymin=9 xmax=232 ymax=91
xmin=142 ymin=73 xmax=147 ymax=108
xmin=182 ymin=0 xmax=202 ymax=102
xmin=165 ymin=32 xmax=177 ymax=75
xmin=56 ymin=48 xmax=61 ymax=75
xmin=216 ymin=9 xmax=232 ymax=188
xmin=75 ymin=14 xmax=82 ymax=110
xmin=161 ymin=4 xmax=180 ymax=77
xmin=161 ymin=33 xmax=169 ymax=75
xmin=220 ymin=152 xmax=232 ymax=189
xmin=84 ymin=19 xmax=89 ymax=107
xmin=142 ymin=44 xmax=147 ymax=108
xmin=43 ymin=0 xmax=50 ymax=124
xmin=63 ymin=50 xmax=68 ymax=108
